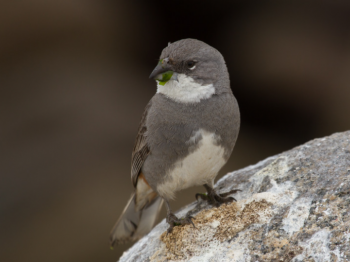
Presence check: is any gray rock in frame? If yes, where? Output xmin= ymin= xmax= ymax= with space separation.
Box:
xmin=119 ymin=131 xmax=350 ymax=262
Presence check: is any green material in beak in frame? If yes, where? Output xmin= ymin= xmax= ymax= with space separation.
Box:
xmin=156 ymin=71 xmax=174 ymax=86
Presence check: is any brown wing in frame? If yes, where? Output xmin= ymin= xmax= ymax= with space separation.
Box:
xmin=131 ymin=100 xmax=152 ymax=187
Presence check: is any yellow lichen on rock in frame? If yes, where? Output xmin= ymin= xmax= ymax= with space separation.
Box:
xmin=159 ymin=199 xmax=272 ymax=260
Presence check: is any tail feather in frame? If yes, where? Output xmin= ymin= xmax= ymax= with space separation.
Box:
xmin=110 ymin=194 xmax=163 ymax=246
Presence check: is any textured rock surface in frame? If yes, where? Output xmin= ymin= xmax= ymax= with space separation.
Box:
xmin=119 ymin=131 xmax=350 ymax=262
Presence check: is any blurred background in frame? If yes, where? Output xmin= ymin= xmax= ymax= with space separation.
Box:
xmin=1 ymin=0 xmax=350 ymax=261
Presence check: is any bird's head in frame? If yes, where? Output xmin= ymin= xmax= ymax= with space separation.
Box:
xmin=149 ymin=39 xmax=231 ymax=103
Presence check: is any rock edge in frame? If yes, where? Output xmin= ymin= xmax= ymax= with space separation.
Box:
xmin=119 ymin=131 xmax=350 ymax=262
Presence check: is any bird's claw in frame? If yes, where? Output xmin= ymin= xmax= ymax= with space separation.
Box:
xmin=196 ymin=187 xmax=241 ymax=207
xmin=166 ymin=213 xmax=196 ymax=234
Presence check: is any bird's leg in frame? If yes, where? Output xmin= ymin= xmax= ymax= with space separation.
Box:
xmin=164 ymin=200 xmax=195 ymax=234
xmin=196 ymin=184 xmax=241 ymax=207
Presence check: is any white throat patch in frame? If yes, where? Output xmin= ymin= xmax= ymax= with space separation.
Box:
xmin=156 ymin=74 xmax=215 ymax=103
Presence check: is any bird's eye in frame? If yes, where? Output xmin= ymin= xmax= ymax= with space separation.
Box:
xmin=186 ymin=61 xmax=196 ymax=70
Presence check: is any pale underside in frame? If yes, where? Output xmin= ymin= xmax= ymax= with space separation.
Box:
xmin=135 ymin=176 xmax=157 ymax=211
xmin=157 ymin=130 xmax=226 ymax=200
xmin=156 ymin=74 xmax=215 ymax=103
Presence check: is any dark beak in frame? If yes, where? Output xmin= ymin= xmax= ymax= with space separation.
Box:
xmin=149 ymin=63 xmax=172 ymax=79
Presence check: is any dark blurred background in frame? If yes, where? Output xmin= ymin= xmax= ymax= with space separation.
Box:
xmin=1 ymin=0 xmax=350 ymax=261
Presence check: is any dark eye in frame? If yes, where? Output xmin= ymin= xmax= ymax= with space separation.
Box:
xmin=186 ymin=61 xmax=196 ymax=70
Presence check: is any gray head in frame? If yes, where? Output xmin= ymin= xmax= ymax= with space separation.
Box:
xmin=149 ymin=39 xmax=231 ymax=102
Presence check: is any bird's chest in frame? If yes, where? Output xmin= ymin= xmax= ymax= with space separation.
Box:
xmin=156 ymin=130 xmax=226 ymax=199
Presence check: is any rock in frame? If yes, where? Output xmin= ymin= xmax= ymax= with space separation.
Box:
xmin=119 ymin=131 xmax=350 ymax=262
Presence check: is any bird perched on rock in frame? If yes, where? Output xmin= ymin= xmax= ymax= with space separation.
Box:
xmin=110 ymin=39 xmax=240 ymax=246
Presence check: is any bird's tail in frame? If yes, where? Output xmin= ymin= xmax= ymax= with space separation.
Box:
xmin=109 ymin=193 xmax=163 ymax=246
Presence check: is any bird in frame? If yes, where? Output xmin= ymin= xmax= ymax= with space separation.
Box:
xmin=110 ymin=39 xmax=240 ymax=246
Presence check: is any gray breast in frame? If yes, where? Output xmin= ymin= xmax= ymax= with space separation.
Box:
xmin=141 ymin=92 xmax=240 ymax=193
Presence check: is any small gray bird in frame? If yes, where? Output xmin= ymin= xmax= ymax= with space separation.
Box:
xmin=110 ymin=39 xmax=240 ymax=246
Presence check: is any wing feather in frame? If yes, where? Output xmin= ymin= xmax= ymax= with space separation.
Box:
xmin=131 ymin=101 xmax=152 ymax=187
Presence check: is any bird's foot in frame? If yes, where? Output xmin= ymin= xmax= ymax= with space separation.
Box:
xmin=166 ymin=212 xmax=195 ymax=234
xmin=196 ymin=187 xmax=241 ymax=207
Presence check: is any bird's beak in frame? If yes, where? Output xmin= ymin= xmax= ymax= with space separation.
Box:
xmin=149 ymin=58 xmax=178 ymax=85
xmin=149 ymin=63 xmax=171 ymax=80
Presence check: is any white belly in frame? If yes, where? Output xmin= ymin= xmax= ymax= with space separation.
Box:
xmin=157 ymin=130 xmax=226 ymax=200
